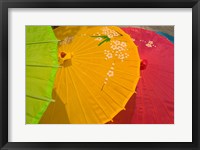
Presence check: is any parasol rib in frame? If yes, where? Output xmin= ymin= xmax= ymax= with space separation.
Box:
xmin=26 ymin=94 xmax=55 ymax=102
xmin=26 ymin=40 xmax=59 ymax=45
xmin=26 ymin=64 xmax=61 ymax=68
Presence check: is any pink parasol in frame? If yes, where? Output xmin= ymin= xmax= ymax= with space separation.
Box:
xmin=109 ymin=27 xmax=174 ymax=124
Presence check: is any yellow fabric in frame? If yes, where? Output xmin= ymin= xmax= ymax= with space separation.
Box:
xmin=39 ymin=89 xmax=70 ymax=124
xmin=54 ymin=26 xmax=140 ymax=124
xmin=54 ymin=26 xmax=90 ymax=40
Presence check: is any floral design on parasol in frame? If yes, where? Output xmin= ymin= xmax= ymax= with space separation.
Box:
xmin=26 ymin=26 xmax=59 ymax=124
xmin=119 ymin=27 xmax=174 ymax=124
xmin=47 ymin=26 xmax=140 ymax=124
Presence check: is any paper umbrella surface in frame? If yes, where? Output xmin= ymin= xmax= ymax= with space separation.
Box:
xmin=39 ymin=26 xmax=141 ymax=124
xmin=26 ymin=26 xmax=59 ymax=124
xmin=120 ymin=27 xmax=174 ymax=124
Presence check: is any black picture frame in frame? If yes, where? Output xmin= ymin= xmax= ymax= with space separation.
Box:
xmin=0 ymin=0 xmax=199 ymax=149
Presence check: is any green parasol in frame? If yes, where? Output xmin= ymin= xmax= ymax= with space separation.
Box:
xmin=26 ymin=26 xmax=59 ymax=124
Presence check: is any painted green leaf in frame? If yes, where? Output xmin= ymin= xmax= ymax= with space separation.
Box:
xmin=26 ymin=26 xmax=58 ymax=124
xmin=91 ymin=35 xmax=111 ymax=46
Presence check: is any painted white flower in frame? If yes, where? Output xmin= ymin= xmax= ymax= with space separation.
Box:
xmin=111 ymin=45 xmax=118 ymax=50
xmin=125 ymin=53 xmax=128 ymax=56
xmin=148 ymin=41 xmax=153 ymax=44
xmin=118 ymin=54 xmax=125 ymax=60
xmin=114 ymin=40 xmax=120 ymax=45
xmin=107 ymin=70 xmax=114 ymax=77
xmin=113 ymin=32 xmax=119 ymax=36
xmin=121 ymin=42 xmax=127 ymax=47
xmin=118 ymin=46 xmax=124 ymax=51
xmin=145 ymin=40 xmax=154 ymax=47
xmin=146 ymin=43 xmax=152 ymax=47
xmin=106 ymin=53 xmax=113 ymax=59
xmin=124 ymin=53 xmax=129 ymax=58
xmin=102 ymin=27 xmax=119 ymax=38
xmin=108 ymin=34 xmax=114 ymax=38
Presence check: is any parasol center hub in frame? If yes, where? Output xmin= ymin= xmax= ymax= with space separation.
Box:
xmin=140 ymin=59 xmax=148 ymax=70
xmin=60 ymin=51 xmax=73 ymax=60
xmin=58 ymin=51 xmax=74 ymax=65
xmin=60 ymin=52 xmax=66 ymax=58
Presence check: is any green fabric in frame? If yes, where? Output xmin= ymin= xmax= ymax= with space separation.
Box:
xmin=26 ymin=26 xmax=58 ymax=124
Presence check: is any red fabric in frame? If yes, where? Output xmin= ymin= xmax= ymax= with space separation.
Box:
xmin=107 ymin=94 xmax=136 ymax=124
xmin=109 ymin=27 xmax=174 ymax=124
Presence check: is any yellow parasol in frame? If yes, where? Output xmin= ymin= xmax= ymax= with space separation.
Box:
xmin=41 ymin=26 xmax=140 ymax=124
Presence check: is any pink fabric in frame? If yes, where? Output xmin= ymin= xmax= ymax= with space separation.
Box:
xmin=109 ymin=27 xmax=174 ymax=124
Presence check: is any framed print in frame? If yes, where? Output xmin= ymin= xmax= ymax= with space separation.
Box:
xmin=0 ymin=0 xmax=199 ymax=150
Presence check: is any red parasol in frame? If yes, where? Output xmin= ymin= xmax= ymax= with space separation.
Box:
xmin=109 ymin=27 xmax=174 ymax=124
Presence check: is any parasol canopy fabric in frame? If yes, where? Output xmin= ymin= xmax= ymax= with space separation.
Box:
xmin=26 ymin=26 xmax=59 ymax=124
xmin=156 ymin=31 xmax=174 ymax=43
xmin=120 ymin=27 xmax=174 ymax=124
xmin=106 ymin=93 xmax=136 ymax=124
xmin=49 ymin=26 xmax=141 ymax=124
xmin=53 ymin=26 xmax=88 ymax=41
